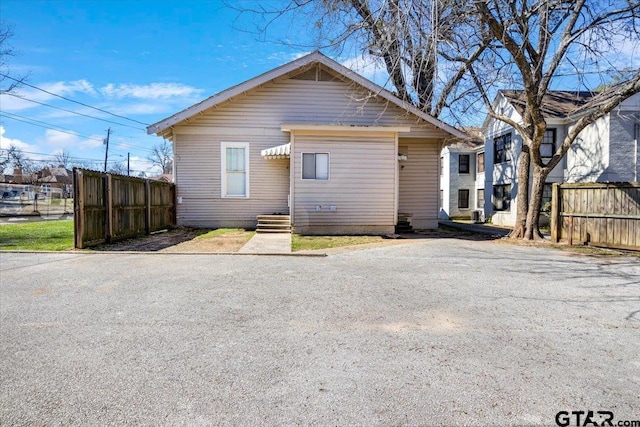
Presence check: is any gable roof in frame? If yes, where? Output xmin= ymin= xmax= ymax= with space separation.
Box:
xmin=147 ymin=51 xmax=467 ymax=139
xmin=500 ymin=90 xmax=596 ymax=119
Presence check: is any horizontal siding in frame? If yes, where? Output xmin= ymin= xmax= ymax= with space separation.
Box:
xmin=174 ymin=133 xmax=289 ymax=226
xmin=293 ymin=134 xmax=395 ymax=226
xmin=398 ymin=138 xmax=439 ymax=224
xmin=187 ymin=78 xmax=446 ymax=139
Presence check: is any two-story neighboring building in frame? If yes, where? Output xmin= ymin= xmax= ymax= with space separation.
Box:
xmin=439 ymin=139 xmax=484 ymax=220
xmin=481 ymin=90 xmax=640 ymax=227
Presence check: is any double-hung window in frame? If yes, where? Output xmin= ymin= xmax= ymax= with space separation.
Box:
xmin=493 ymin=184 xmax=511 ymax=211
xmin=221 ymin=142 xmax=250 ymax=198
xmin=477 ymin=152 xmax=485 ymax=173
xmin=494 ymin=133 xmax=512 ymax=163
xmin=302 ymin=153 xmax=329 ymax=180
xmin=541 ymin=129 xmax=556 ymax=160
xmin=458 ymin=189 xmax=470 ymax=209
xmin=459 ymin=154 xmax=470 ymax=174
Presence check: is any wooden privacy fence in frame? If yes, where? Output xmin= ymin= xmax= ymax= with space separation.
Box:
xmin=550 ymin=182 xmax=640 ymax=250
xmin=73 ymin=168 xmax=176 ymax=248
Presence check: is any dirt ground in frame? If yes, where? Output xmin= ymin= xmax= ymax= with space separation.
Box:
xmin=91 ymin=228 xmax=253 ymax=253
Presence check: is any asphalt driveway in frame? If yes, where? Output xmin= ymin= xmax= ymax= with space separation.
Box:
xmin=1 ymin=239 xmax=639 ymax=426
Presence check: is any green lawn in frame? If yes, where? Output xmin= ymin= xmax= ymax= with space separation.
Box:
xmin=291 ymin=234 xmax=384 ymax=252
xmin=0 ymin=220 xmax=74 ymax=251
xmin=196 ymin=228 xmax=255 ymax=239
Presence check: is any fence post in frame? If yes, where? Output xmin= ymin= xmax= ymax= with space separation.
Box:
xmin=145 ymin=179 xmax=151 ymax=235
xmin=105 ymin=173 xmax=113 ymax=243
xmin=551 ymin=183 xmax=560 ymax=243
xmin=73 ymin=168 xmax=85 ymax=249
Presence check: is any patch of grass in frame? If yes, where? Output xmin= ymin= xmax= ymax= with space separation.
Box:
xmin=196 ymin=228 xmax=255 ymax=239
xmin=292 ymin=234 xmax=384 ymax=252
xmin=0 ymin=220 xmax=74 ymax=251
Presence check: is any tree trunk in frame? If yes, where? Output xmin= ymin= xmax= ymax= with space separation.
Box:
xmin=524 ymin=166 xmax=548 ymax=240
xmin=509 ymin=144 xmax=530 ymax=239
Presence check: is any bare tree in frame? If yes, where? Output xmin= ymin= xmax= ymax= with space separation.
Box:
xmin=108 ymin=161 xmax=128 ymax=175
xmin=236 ymin=0 xmax=640 ymax=240
xmin=0 ymin=20 xmax=26 ymax=94
xmin=53 ymin=149 xmax=72 ymax=168
xmin=147 ymin=139 xmax=173 ymax=174
xmin=472 ymin=0 xmax=640 ymax=239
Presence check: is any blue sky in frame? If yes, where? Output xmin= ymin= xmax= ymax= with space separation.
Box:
xmin=0 ymin=0 xmax=320 ymax=175
xmin=1 ymin=1 xmax=638 ymax=176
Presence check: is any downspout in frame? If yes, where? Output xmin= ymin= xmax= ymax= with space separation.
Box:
xmin=635 ymin=118 xmax=639 ymax=182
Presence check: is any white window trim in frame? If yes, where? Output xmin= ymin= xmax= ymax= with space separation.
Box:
xmin=221 ymin=141 xmax=250 ymax=198
xmin=301 ymin=152 xmax=330 ymax=181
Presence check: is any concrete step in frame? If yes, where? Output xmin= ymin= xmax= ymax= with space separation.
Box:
xmin=256 ymin=214 xmax=291 ymax=234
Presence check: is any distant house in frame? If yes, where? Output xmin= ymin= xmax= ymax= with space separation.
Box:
xmin=149 ymin=173 xmax=174 ymax=183
xmin=36 ymin=166 xmax=73 ymax=197
xmin=483 ymin=90 xmax=640 ymax=227
xmin=147 ymin=52 xmax=468 ymax=234
xmin=439 ymin=130 xmax=484 ymax=220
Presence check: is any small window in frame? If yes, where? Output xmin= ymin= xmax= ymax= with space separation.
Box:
xmin=541 ymin=183 xmax=553 ymax=212
xmin=477 ymin=152 xmax=485 ymax=173
xmin=494 ymin=133 xmax=512 ymax=163
xmin=302 ymin=153 xmax=329 ymax=180
xmin=541 ymin=129 xmax=556 ymax=159
xmin=493 ymin=184 xmax=511 ymax=211
xmin=458 ymin=189 xmax=470 ymax=209
xmin=440 ymin=189 xmax=443 ymax=209
xmin=221 ymin=142 xmax=250 ymax=198
xmin=459 ymin=154 xmax=470 ymax=174
xmin=440 ymin=156 xmax=444 ymax=176
xmin=477 ymin=188 xmax=484 ymax=209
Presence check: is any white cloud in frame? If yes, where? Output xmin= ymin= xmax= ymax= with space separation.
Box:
xmin=1 ymin=79 xmax=96 ymax=111
xmin=43 ymin=129 xmax=104 ymax=150
xmin=0 ymin=125 xmax=37 ymax=153
xmin=100 ymin=83 xmax=204 ymax=100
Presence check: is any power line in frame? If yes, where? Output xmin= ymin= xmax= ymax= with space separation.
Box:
xmin=0 ymin=73 xmax=150 ymax=126
xmin=3 ymin=93 xmax=147 ymax=131
xmin=0 ymin=112 xmax=104 ymax=142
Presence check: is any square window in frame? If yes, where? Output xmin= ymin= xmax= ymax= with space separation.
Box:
xmin=302 ymin=153 xmax=329 ymax=180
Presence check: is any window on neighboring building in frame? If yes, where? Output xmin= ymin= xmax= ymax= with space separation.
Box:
xmin=440 ymin=156 xmax=444 ymax=176
xmin=477 ymin=152 xmax=485 ymax=173
xmin=459 ymin=154 xmax=470 ymax=174
xmin=541 ymin=129 xmax=556 ymax=159
xmin=477 ymin=188 xmax=484 ymax=209
xmin=494 ymin=133 xmax=512 ymax=163
xmin=493 ymin=184 xmax=511 ymax=211
xmin=541 ymin=183 xmax=553 ymax=212
xmin=221 ymin=142 xmax=250 ymax=198
xmin=439 ymin=189 xmax=443 ymax=209
xmin=458 ymin=189 xmax=470 ymax=209
xmin=302 ymin=153 xmax=329 ymax=180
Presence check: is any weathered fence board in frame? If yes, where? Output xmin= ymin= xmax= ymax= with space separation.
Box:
xmin=74 ymin=168 xmax=176 ymax=248
xmin=551 ymin=182 xmax=640 ymax=250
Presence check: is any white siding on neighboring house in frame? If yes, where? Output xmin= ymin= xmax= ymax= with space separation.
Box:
xmin=292 ymin=131 xmax=396 ymax=235
xmin=565 ymin=116 xmax=610 ymax=182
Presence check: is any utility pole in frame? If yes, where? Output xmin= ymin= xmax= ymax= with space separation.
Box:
xmin=127 ymin=152 xmax=130 ymax=176
xmin=103 ymin=127 xmax=111 ymax=172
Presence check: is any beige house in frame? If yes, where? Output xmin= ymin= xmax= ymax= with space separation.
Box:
xmin=147 ymin=52 xmax=466 ymax=235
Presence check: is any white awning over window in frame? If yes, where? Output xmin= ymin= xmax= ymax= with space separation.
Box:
xmin=261 ymin=143 xmax=290 ymax=159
